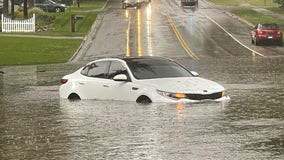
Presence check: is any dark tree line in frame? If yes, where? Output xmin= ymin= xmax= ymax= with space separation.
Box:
xmin=1 ymin=0 xmax=283 ymax=19
xmin=2 ymin=0 xmax=33 ymax=18
xmin=274 ymin=0 xmax=284 ymax=8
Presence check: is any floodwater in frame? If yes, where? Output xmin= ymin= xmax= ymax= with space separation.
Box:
xmin=0 ymin=56 xmax=283 ymax=160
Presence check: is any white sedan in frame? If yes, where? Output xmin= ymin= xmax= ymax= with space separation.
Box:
xmin=59 ymin=57 xmax=229 ymax=103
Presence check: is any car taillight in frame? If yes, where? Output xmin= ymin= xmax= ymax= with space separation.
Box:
xmin=277 ymin=31 xmax=282 ymax=35
xmin=61 ymin=79 xmax=68 ymax=84
xmin=257 ymin=30 xmax=264 ymax=35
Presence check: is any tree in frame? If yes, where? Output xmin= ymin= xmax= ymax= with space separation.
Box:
xmin=274 ymin=0 xmax=284 ymax=8
xmin=11 ymin=0 xmax=14 ymax=19
xmin=23 ymin=0 xmax=28 ymax=18
xmin=3 ymin=0 xmax=8 ymax=16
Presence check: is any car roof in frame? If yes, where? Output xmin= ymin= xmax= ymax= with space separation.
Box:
xmin=122 ymin=56 xmax=171 ymax=62
xmin=85 ymin=56 xmax=175 ymax=66
xmin=257 ymin=23 xmax=279 ymax=26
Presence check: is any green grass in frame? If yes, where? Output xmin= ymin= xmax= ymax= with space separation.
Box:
xmin=207 ymin=0 xmax=239 ymax=6
xmin=208 ymin=0 xmax=278 ymax=6
xmin=268 ymin=7 xmax=284 ymax=15
xmin=231 ymin=8 xmax=278 ymax=24
xmin=69 ymin=0 xmax=106 ymax=11
xmin=231 ymin=8 xmax=284 ymax=32
xmin=211 ymin=0 xmax=284 ymax=30
xmin=243 ymin=0 xmax=277 ymax=6
xmin=0 ymin=0 xmax=106 ymax=66
xmin=0 ymin=37 xmax=82 ymax=65
xmin=47 ymin=11 xmax=98 ymax=35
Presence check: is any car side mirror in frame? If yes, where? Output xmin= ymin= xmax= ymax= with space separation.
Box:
xmin=113 ymin=74 xmax=128 ymax=81
xmin=190 ymin=71 xmax=199 ymax=77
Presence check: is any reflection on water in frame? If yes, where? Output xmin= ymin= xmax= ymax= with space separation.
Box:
xmin=0 ymin=57 xmax=284 ymax=159
xmin=58 ymin=100 xmax=228 ymax=160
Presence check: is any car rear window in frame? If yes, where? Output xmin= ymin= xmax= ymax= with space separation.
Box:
xmin=260 ymin=24 xmax=280 ymax=30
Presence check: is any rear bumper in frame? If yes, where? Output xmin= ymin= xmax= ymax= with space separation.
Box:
xmin=257 ymin=35 xmax=283 ymax=42
xmin=123 ymin=2 xmax=140 ymax=7
xmin=181 ymin=1 xmax=197 ymax=6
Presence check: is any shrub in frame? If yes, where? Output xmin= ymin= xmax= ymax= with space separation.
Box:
xmin=28 ymin=7 xmax=56 ymax=31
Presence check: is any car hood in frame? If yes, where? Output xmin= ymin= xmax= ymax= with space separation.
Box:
xmin=137 ymin=77 xmax=225 ymax=94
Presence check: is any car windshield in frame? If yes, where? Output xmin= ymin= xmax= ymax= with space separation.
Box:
xmin=260 ymin=24 xmax=279 ymax=30
xmin=125 ymin=58 xmax=193 ymax=79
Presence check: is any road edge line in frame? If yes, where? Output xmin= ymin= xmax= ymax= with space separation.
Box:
xmin=203 ymin=13 xmax=265 ymax=58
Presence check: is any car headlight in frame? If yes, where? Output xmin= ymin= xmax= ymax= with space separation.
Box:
xmin=157 ymin=90 xmax=187 ymax=99
xmin=222 ymin=90 xmax=227 ymax=97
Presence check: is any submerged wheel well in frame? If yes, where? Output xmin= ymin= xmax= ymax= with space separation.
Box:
xmin=68 ymin=93 xmax=81 ymax=100
xmin=136 ymin=95 xmax=152 ymax=104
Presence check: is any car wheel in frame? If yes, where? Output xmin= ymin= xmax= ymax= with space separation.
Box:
xmin=55 ymin=7 xmax=61 ymax=12
xmin=255 ymin=39 xmax=259 ymax=46
xmin=68 ymin=93 xmax=81 ymax=100
xmin=136 ymin=96 xmax=152 ymax=104
xmin=279 ymin=41 xmax=283 ymax=46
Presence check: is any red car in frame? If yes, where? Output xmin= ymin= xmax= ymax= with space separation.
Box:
xmin=251 ymin=23 xmax=283 ymax=46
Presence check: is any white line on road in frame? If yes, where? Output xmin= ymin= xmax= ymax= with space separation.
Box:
xmin=203 ymin=13 xmax=266 ymax=57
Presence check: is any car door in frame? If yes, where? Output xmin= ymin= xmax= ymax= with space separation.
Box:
xmin=77 ymin=61 xmax=111 ymax=99
xmin=104 ymin=60 xmax=139 ymax=101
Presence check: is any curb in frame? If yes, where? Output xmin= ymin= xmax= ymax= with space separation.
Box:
xmin=68 ymin=0 xmax=110 ymax=63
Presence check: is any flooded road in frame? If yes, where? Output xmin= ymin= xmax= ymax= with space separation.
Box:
xmin=1 ymin=0 xmax=284 ymax=159
xmin=1 ymin=57 xmax=283 ymax=159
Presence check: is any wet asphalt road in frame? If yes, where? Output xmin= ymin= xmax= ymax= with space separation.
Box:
xmin=1 ymin=0 xmax=284 ymax=159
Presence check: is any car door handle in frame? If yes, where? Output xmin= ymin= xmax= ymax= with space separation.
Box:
xmin=79 ymin=82 xmax=85 ymax=85
xmin=103 ymin=84 xmax=109 ymax=87
xmin=132 ymin=87 xmax=138 ymax=90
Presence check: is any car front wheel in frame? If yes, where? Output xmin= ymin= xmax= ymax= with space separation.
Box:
xmin=55 ymin=7 xmax=61 ymax=12
xmin=136 ymin=96 xmax=152 ymax=104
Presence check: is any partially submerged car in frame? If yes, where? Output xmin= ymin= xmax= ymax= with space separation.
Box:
xmin=35 ymin=0 xmax=66 ymax=12
xmin=59 ymin=56 xmax=229 ymax=103
xmin=251 ymin=23 xmax=283 ymax=46
xmin=181 ymin=0 xmax=198 ymax=7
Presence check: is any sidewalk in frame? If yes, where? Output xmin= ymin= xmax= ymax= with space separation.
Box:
xmin=0 ymin=34 xmax=84 ymax=39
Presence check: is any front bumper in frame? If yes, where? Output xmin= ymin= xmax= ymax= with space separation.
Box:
xmin=152 ymin=94 xmax=230 ymax=103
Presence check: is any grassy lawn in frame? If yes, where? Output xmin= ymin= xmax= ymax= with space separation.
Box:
xmin=208 ymin=0 xmax=238 ymax=6
xmin=209 ymin=0 xmax=238 ymax=6
xmin=48 ymin=11 xmax=98 ymax=36
xmin=242 ymin=0 xmax=277 ymax=6
xmin=231 ymin=8 xmax=280 ymax=24
xmin=208 ymin=0 xmax=278 ymax=6
xmin=0 ymin=37 xmax=82 ymax=65
xmin=0 ymin=0 xmax=106 ymax=66
xmin=210 ymin=0 xmax=284 ymax=33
